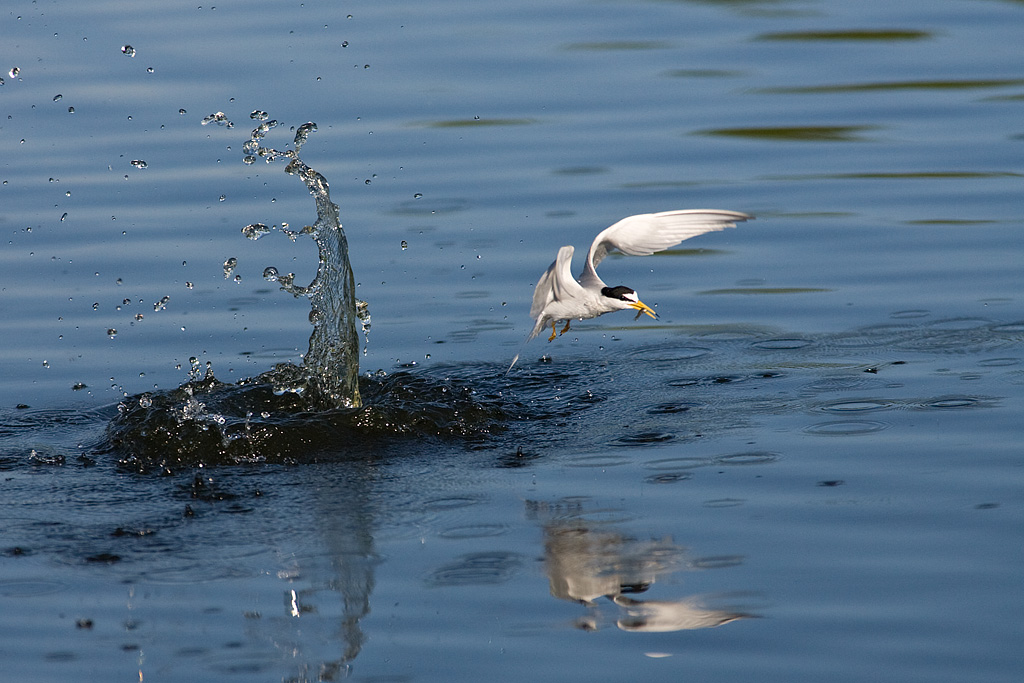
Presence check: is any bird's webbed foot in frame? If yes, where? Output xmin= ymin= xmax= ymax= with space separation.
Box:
xmin=560 ymin=320 xmax=571 ymax=336
xmin=548 ymin=321 xmax=557 ymax=342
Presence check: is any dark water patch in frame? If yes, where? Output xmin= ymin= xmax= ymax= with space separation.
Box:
xmin=104 ymin=365 xmax=514 ymax=473
xmin=695 ymin=125 xmax=877 ymax=142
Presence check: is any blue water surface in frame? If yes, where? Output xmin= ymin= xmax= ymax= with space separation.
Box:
xmin=2 ymin=0 xmax=1023 ymax=681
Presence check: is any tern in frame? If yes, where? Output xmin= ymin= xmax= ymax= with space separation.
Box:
xmin=508 ymin=209 xmax=751 ymax=371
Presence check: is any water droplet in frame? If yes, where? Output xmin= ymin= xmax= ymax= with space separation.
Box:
xmin=8 ymin=67 xmax=20 ymax=78
xmin=263 ymin=267 xmax=279 ymax=282
xmin=153 ymin=295 xmax=169 ymax=312
xmin=60 ymin=212 xmax=68 ymax=221
xmin=400 ymin=240 xmax=408 ymax=250
xmin=134 ymin=313 xmax=144 ymax=321
xmin=42 ymin=359 xmax=49 ymax=368
xmin=185 ymin=281 xmax=194 ymax=289
xmin=219 ymin=194 xmax=226 ymax=202
xmin=146 ymin=67 xmax=154 ymax=74
xmin=121 ymin=45 xmax=135 ymax=57
xmin=92 ymin=302 xmax=99 ymax=310
xmin=341 ymin=41 xmax=349 ymax=47
xmin=413 ymin=192 xmax=423 ymax=199
xmin=130 ymin=159 xmax=148 ymax=169
xmin=53 ymin=93 xmax=62 ymax=101
xmin=107 ymin=328 xmax=118 ymax=338
xmin=201 ymin=111 xmax=233 ymax=127
xmin=242 ymin=223 xmax=270 ymax=240
xmin=67 ymin=106 xmax=75 ymax=114
xmin=223 ymin=257 xmax=237 ymax=278
xmin=179 ymin=108 xmax=187 ymax=115
xmin=138 ymin=395 xmax=152 ymax=408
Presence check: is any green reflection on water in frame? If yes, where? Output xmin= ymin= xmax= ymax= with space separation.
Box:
xmin=415 ymin=118 xmax=537 ymax=128
xmin=699 ymin=287 xmax=832 ymax=295
xmin=696 ymin=125 xmax=876 ymax=141
xmin=758 ymin=78 xmax=1024 ymax=94
xmin=757 ymin=29 xmax=931 ymax=41
xmin=562 ymin=41 xmax=671 ymax=51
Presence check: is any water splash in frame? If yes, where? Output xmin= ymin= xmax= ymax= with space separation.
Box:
xmin=244 ymin=120 xmax=363 ymax=408
xmin=105 ymin=115 xmax=443 ymax=470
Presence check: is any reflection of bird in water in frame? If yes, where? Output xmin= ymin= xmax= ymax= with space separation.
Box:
xmin=539 ymin=512 xmax=757 ymax=632
xmin=612 ymin=594 xmax=753 ymax=632
xmin=509 ymin=209 xmax=752 ymax=370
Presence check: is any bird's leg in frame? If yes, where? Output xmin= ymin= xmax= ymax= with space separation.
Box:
xmin=548 ymin=321 xmax=557 ymax=342
xmin=560 ymin=320 xmax=571 ymax=336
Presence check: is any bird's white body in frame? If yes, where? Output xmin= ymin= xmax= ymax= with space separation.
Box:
xmin=509 ymin=209 xmax=752 ymax=370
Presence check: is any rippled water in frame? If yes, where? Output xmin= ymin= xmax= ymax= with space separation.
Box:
xmin=2 ymin=0 xmax=1023 ymax=681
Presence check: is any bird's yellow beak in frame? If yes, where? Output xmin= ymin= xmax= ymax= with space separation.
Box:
xmin=629 ymin=300 xmax=658 ymax=321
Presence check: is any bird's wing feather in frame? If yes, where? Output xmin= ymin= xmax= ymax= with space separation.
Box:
xmin=527 ymin=245 xmax=582 ymax=339
xmin=580 ymin=209 xmax=752 ymax=287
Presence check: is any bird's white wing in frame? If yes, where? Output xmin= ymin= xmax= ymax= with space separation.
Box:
xmin=530 ymin=245 xmax=580 ymax=323
xmin=580 ymin=209 xmax=752 ymax=287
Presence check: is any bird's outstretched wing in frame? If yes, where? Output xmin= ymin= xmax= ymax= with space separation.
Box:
xmin=580 ymin=209 xmax=752 ymax=288
xmin=507 ymin=245 xmax=580 ymax=372
xmin=529 ymin=245 xmax=579 ymax=336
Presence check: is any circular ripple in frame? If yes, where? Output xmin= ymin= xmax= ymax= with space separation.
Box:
xmin=923 ymin=396 xmax=982 ymax=409
xmin=714 ymin=451 xmax=779 ymax=466
xmin=890 ymin=309 xmax=931 ymax=319
xmin=437 ymin=523 xmax=509 ymax=540
xmin=990 ymin=321 xmax=1024 ymax=333
xmin=425 ymin=552 xmax=523 ymax=587
xmin=633 ymin=346 xmax=712 ymax=362
xmin=926 ymin=317 xmax=992 ymax=331
xmin=564 ymin=454 xmax=633 ymax=467
xmin=643 ymin=472 xmax=693 ymax=484
xmin=422 ymin=496 xmax=482 ymax=511
xmin=803 ymin=420 xmax=888 ymax=436
xmin=702 ymin=498 xmax=745 ymax=508
xmin=690 ymin=555 xmax=744 ymax=570
xmin=0 ymin=579 xmax=68 ymax=597
xmin=750 ymin=338 xmax=814 ymax=350
xmin=817 ymin=399 xmax=894 ymax=413
xmin=646 ymin=402 xmax=701 ymax=415
xmin=977 ymin=357 xmax=1020 ymax=367
xmin=643 ymin=456 xmax=711 ymax=470
xmin=613 ymin=432 xmax=675 ymax=447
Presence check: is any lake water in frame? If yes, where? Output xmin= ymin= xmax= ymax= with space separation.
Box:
xmin=2 ymin=0 xmax=1023 ymax=680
